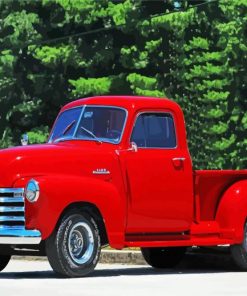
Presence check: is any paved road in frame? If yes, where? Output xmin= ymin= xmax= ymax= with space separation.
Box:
xmin=0 ymin=255 xmax=247 ymax=296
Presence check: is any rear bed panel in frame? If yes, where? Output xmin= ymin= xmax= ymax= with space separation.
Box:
xmin=194 ymin=170 xmax=247 ymax=221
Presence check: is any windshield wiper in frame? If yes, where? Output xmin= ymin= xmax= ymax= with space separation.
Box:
xmin=62 ymin=120 xmax=76 ymax=136
xmin=80 ymin=126 xmax=102 ymax=144
xmin=52 ymin=120 xmax=76 ymax=143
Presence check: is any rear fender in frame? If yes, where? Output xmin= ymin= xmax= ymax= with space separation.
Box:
xmin=19 ymin=175 xmax=126 ymax=247
xmin=216 ymin=180 xmax=247 ymax=243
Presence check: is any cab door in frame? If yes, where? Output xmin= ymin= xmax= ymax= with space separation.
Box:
xmin=124 ymin=111 xmax=194 ymax=235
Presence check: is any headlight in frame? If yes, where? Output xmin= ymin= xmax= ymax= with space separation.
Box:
xmin=25 ymin=179 xmax=40 ymax=202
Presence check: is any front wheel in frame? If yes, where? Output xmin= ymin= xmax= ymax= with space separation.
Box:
xmin=231 ymin=222 xmax=247 ymax=270
xmin=0 ymin=255 xmax=11 ymax=272
xmin=46 ymin=212 xmax=101 ymax=277
xmin=141 ymin=247 xmax=186 ymax=268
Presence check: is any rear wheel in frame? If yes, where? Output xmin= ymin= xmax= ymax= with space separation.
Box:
xmin=46 ymin=212 xmax=101 ymax=277
xmin=0 ymin=255 xmax=11 ymax=272
xmin=141 ymin=247 xmax=186 ymax=268
xmin=231 ymin=222 xmax=247 ymax=270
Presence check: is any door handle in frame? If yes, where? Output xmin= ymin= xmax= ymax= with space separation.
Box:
xmin=172 ymin=157 xmax=185 ymax=161
xmin=172 ymin=157 xmax=185 ymax=168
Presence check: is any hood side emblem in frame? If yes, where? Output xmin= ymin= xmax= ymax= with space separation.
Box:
xmin=92 ymin=168 xmax=111 ymax=175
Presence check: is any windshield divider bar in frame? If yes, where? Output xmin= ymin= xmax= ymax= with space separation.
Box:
xmin=73 ymin=105 xmax=86 ymax=138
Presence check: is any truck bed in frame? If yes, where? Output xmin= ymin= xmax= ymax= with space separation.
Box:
xmin=194 ymin=170 xmax=247 ymax=221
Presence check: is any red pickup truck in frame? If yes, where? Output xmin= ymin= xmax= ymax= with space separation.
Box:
xmin=0 ymin=96 xmax=247 ymax=277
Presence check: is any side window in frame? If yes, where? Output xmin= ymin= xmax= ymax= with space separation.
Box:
xmin=131 ymin=113 xmax=177 ymax=148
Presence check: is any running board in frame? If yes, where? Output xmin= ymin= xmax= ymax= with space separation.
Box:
xmin=124 ymin=221 xmax=235 ymax=247
xmin=125 ymin=232 xmax=189 ymax=242
xmin=124 ymin=237 xmax=234 ymax=248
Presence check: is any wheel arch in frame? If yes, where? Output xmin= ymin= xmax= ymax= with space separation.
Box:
xmin=25 ymin=175 xmax=126 ymax=248
xmin=216 ymin=179 xmax=247 ymax=243
xmin=54 ymin=201 xmax=109 ymax=246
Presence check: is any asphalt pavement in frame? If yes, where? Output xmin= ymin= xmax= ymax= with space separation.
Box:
xmin=0 ymin=254 xmax=247 ymax=296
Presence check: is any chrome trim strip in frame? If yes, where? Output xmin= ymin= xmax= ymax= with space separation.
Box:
xmin=0 ymin=228 xmax=41 ymax=245
xmin=0 ymin=188 xmax=24 ymax=194
xmin=0 ymin=197 xmax=24 ymax=203
xmin=0 ymin=216 xmax=25 ymax=222
xmin=72 ymin=105 xmax=86 ymax=138
xmin=0 ymin=206 xmax=24 ymax=212
xmin=0 ymin=225 xmax=25 ymax=230
xmin=172 ymin=157 xmax=186 ymax=161
xmin=92 ymin=169 xmax=111 ymax=175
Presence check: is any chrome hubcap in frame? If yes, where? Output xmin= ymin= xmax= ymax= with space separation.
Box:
xmin=68 ymin=222 xmax=94 ymax=264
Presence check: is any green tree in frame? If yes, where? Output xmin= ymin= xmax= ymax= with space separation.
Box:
xmin=0 ymin=0 xmax=246 ymax=170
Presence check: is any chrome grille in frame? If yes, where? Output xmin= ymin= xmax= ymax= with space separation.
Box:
xmin=0 ymin=188 xmax=25 ymax=228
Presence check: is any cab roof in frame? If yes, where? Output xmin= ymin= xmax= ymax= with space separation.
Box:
xmin=61 ymin=96 xmax=181 ymax=113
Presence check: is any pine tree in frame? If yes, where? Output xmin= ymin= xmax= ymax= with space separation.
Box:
xmin=0 ymin=0 xmax=246 ymax=170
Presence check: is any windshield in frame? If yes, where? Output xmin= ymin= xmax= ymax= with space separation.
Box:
xmin=49 ymin=106 xmax=127 ymax=144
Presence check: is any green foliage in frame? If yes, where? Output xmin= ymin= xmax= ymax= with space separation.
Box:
xmin=207 ymin=122 xmax=228 ymax=135
xmin=27 ymin=126 xmax=49 ymax=144
xmin=69 ymin=77 xmax=112 ymax=97
xmin=127 ymin=73 xmax=157 ymax=89
xmin=1 ymin=10 xmax=41 ymax=48
xmin=205 ymin=107 xmax=226 ymax=119
xmin=212 ymin=135 xmax=236 ymax=151
xmin=120 ymin=46 xmax=148 ymax=69
xmin=145 ymin=39 xmax=162 ymax=53
xmin=0 ymin=50 xmax=16 ymax=103
xmin=151 ymin=9 xmax=195 ymax=36
xmin=127 ymin=73 xmax=165 ymax=97
xmin=31 ymin=44 xmax=81 ymax=68
xmin=0 ymin=50 xmax=15 ymax=73
xmin=202 ymin=91 xmax=230 ymax=102
xmin=42 ymin=0 xmax=108 ymax=25
xmin=184 ymin=37 xmax=209 ymax=51
xmin=242 ymin=114 xmax=247 ymax=129
xmin=107 ymin=0 xmax=138 ymax=26
xmin=0 ymin=0 xmax=246 ymax=170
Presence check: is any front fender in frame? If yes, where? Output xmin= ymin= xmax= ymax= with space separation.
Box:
xmin=19 ymin=175 xmax=126 ymax=246
xmin=216 ymin=180 xmax=247 ymax=243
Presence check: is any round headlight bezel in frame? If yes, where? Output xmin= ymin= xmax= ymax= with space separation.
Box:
xmin=25 ymin=179 xmax=40 ymax=203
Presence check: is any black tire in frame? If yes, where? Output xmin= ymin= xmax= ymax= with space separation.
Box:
xmin=231 ymin=222 xmax=247 ymax=270
xmin=141 ymin=247 xmax=187 ymax=268
xmin=45 ymin=212 xmax=101 ymax=277
xmin=0 ymin=255 xmax=11 ymax=272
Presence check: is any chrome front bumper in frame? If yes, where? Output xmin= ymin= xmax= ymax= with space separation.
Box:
xmin=0 ymin=228 xmax=41 ymax=245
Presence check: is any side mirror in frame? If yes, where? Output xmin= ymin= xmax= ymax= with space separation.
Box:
xmin=21 ymin=134 xmax=29 ymax=146
xmin=130 ymin=142 xmax=138 ymax=152
xmin=115 ymin=142 xmax=138 ymax=155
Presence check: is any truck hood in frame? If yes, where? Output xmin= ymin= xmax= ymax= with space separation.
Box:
xmin=0 ymin=142 xmax=117 ymax=187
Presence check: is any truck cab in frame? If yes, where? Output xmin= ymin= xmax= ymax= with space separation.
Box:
xmin=0 ymin=96 xmax=247 ymax=277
